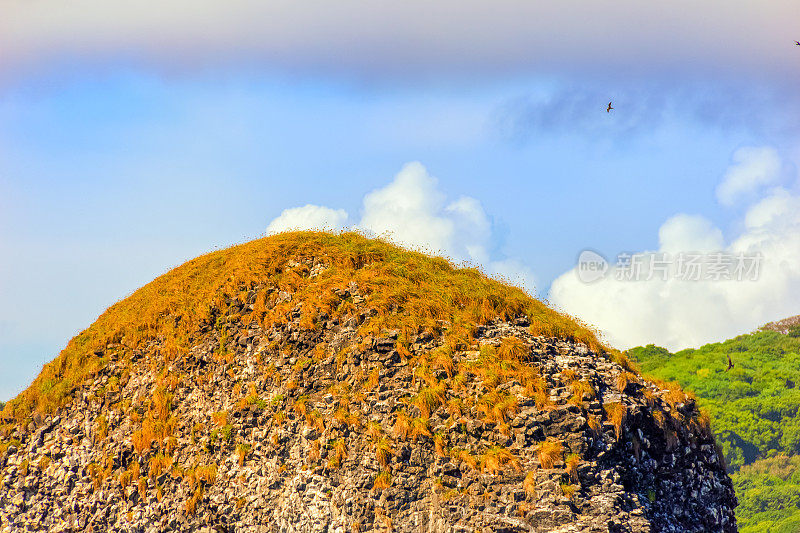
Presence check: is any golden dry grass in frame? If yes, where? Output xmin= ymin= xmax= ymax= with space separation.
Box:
xmin=603 ymin=402 xmax=627 ymax=440
xmin=477 ymin=391 xmax=519 ymax=424
xmin=431 ymin=347 xmax=456 ymax=378
xmin=560 ymin=482 xmax=577 ymax=500
xmin=615 ymin=371 xmax=637 ymax=392
xmin=392 ymin=411 xmax=412 ymax=440
xmin=410 ymin=417 xmax=433 ymax=441
xmin=560 ymin=368 xmax=578 ymax=383
xmin=536 ymin=440 xmax=563 ymax=469
xmin=236 ymin=444 xmax=251 ymax=467
xmin=479 ymin=445 xmax=521 ymax=475
xmin=568 ymin=380 xmax=596 ymax=406
xmin=565 ymin=454 xmax=580 ymax=483
xmin=366 ymin=421 xmax=383 ymax=441
xmin=497 ymin=337 xmax=527 ymax=361
xmin=414 ymin=386 xmax=446 ymax=419
xmin=309 ymin=439 xmax=321 ymax=464
xmin=523 ymin=471 xmax=537 ymax=497
xmin=373 ymin=470 xmax=392 ymax=491
xmin=149 ymin=453 xmax=173 ymax=480
xmin=2 ymin=231 xmax=604 ymax=427
xmin=329 ymin=439 xmax=348 ymax=468
xmin=185 ymin=485 xmax=204 ymax=515
xmin=374 ymin=437 xmax=394 ymax=467
xmin=451 ymin=448 xmax=478 ymax=471
xmin=586 ymin=414 xmax=602 ymax=436
xmin=434 ymin=433 xmax=447 ymax=458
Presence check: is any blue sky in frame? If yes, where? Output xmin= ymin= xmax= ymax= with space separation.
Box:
xmin=1 ymin=1 xmax=800 ymax=400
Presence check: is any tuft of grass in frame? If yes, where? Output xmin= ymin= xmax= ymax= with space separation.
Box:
xmin=195 ymin=464 xmax=218 ymax=485
xmin=329 ymin=439 xmax=348 ymax=468
xmin=305 ymin=409 xmax=325 ymax=433
xmin=374 ymin=437 xmax=394 ymax=467
xmin=309 ymin=439 xmax=321 ymax=464
xmin=642 ymin=387 xmax=657 ymax=407
xmin=616 ymin=371 xmax=638 ymax=392
xmin=119 ymin=468 xmax=134 ymax=490
xmin=94 ymin=414 xmax=108 ymax=442
xmin=586 ymin=414 xmax=602 ymax=436
xmin=523 ymin=471 xmax=537 ymax=497
xmin=479 ymin=445 xmax=521 ymax=475
xmin=185 ymin=485 xmax=204 ymax=515
xmin=414 ymin=386 xmax=446 ymax=419
xmin=451 ymin=448 xmax=478 ymax=471
xmin=565 ymin=454 xmax=580 ymax=483
xmin=366 ymin=421 xmax=383 ymax=441
xmin=392 ymin=410 xmax=412 ymax=440
xmin=560 ymin=368 xmax=578 ymax=382
xmin=560 ymin=482 xmax=577 ymax=500
xmin=293 ymin=397 xmax=309 ymax=418
xmin=410 ymin=417 xmax=433 ymax=441
xmin=536 ymin=440 xmax=563 ymax=469
xmin=373 ymin=470 xmax=392 ymax=491
xmin=568 ymin=380 xmax=596 ymax=406
xmin=431 ymin=347 xmax=456 ymax=378
xmin=498 ymin=337 xmax=527 ymax=361
xmin=212 ymin=411 xmax=227 ymax=428
xmin=149 ymin=453 xmax=173 ymax=480
xmin=236 ymin=443 xmax=251 ymax=466
xmin=445 ymin=397 xmax=464 ymax=418
xmin=477 ymin=390 xmax=519 ymax=424
xmin=434 ymin=433 xmax=447 ymax=458
xmin=692 ymin=408 xmax=713 ymax=440
xmin=603 ymin=402 xmax=627 ymax=440
xmin=366 ymin=368 xmax=381 ymax=390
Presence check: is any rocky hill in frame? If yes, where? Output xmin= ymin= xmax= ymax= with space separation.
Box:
xmin=0 ymin=232 xmax=737 ymax=532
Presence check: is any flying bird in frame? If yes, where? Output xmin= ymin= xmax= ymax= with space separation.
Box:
xmin=607 ymin=102 xmax=614 ymax=113
xmin=726 ymin=354 xmax=734 ymax=371
xmin=795 ymin=41 xmax=800 ymax=46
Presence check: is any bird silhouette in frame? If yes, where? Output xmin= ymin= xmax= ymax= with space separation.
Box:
xmin=726 ymin=354 xmax=734 ymax=371
xmin=607 ymin=102 xmax=614 ymax=113
xmin=795 ymin=41 xmax=800 ymax=46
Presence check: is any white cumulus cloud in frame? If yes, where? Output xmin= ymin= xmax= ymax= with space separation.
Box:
xmin=266 ymin=162 xmax=537 ymax=293
xmin=658 ymin=214 xmax=724 ymax=253
xmin=265 ymin=204 xmax=348 ymax=234
xmin=550 ymin=148 xmax=800 ymax=351
xmin=715 ymin=146 xmax=782 ymax=206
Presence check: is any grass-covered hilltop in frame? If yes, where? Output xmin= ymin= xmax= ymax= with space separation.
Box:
xmin=1 ymin=231 xmax=602 ymax=426
xmin=628 ymin=325 xmax=800 ymax=533
xmin=0 ymin=232 xmax=736 ymax=532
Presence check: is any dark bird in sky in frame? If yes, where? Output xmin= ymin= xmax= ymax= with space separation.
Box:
xmin=795 ymin=41 xmax=800 ymax=46
xmin=607 ymin=102 xmax=614 ymax=113
xmin=726 ymin=354 xmax=734 ymax=371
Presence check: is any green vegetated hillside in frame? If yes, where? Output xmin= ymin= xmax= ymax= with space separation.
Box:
xmin=628 ymin=326 xmax=800 ymax=533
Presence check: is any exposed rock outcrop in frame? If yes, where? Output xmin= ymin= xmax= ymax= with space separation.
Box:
xmin=0 ymin=234 xmax=737 ymax=532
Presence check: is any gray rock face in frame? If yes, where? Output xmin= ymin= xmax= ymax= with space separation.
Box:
xmin=0 ymin=284 xmax=736 ymax=532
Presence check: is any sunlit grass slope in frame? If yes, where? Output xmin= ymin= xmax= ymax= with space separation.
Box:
xmin=2 ymin=231 xmax=605 ymax=428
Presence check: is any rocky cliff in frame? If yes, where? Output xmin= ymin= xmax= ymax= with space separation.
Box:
xmin=0 ymin=232 xmax=737 ymax=532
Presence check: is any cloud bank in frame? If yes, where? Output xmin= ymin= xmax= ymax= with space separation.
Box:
xmin=716 ymin=146 xmax=783 ymax=206
xmin=266 ymin=162 xmax=536 ymax=292
xmin=2 ymin=1 xmax=799 ymax=83
xmin=550 ymin=146 xmax=800 ymax=351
